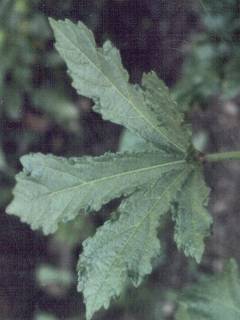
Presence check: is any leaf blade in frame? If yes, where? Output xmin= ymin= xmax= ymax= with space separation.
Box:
xmin=142 ymin=71 xmax=191 ymax=146
xmin=78 ymin=167 xmax=190 ymax=320
xmin=49 ymin=18 xmax=188 ymax=153
xmin=7 ymin=151 xmax=185 ymax=234
xmin=172 ymin=168 xmax=212 ymax=262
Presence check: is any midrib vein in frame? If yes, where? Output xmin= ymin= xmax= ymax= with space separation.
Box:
xmin=88 ymin=168 xmax=188 ymax=311
xmin=56 ymin=24 xmax=185 ymax=153
xmin=43 ymin=159 xmax=185 ymax=197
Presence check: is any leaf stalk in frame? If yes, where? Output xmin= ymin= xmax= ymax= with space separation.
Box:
xmin=205 ymin=151 xmax=240 ymax=162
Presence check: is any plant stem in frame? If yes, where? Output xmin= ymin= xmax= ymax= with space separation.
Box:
xmin=205 ymin=151 xmax=240 ymax=162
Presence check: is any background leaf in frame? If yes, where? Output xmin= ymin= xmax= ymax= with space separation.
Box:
xmin=176 ymin=260 xmax=240 ymax=320
xmin=32 ymin=88 xmax=79 ymax=130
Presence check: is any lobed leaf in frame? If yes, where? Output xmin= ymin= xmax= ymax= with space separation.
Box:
xmin=49 ymin=18 xmax=189 ymax=154
xmin=176 ymin=260 xmax=240 ymax=320
xmin=7 ymin=151 xmax=185 ymax=234
xmin=5 ymin=16 xmax=216 ymax=320
xmin=78 ymin=168 xmax=190 ymax=320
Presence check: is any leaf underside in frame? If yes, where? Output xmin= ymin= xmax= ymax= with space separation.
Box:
xmin=6 ymin=18 xmax=213 ymax=320
xmin=172 ymin=169 xmax=212 ymax=262
xmin=78 ymin=168 xmax=190 ymax=320
xmin=49 ymin=18 xmax=190 ymax=154
xmin=7 ymin=151 xmax=185 ymax=234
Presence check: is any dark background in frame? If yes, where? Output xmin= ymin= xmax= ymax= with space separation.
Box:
xmin=0 ymin=0 xmax=240 ymax=319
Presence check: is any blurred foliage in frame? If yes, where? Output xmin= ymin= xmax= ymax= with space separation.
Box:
xmin=35 ymin=314 xmax=80 ymax=320
xmin=54 ymin=215 xmax=94 ymax=249
xmin=36 ymin=264 xmax=74 ymax=289
xmin=176 ymin=259 xmax=240 ymax=320
xmin=0 ymin=0 xmax=78 ymax=123
xmin=35 ymin=314 xmax=58 ymax=320
xmin=0 ymin=0 xmax=80 ymax=210
xmin=0 ymin=1 xmax=106 ymax=319
xmin=175 ymin=0 xmax=240 ymax=106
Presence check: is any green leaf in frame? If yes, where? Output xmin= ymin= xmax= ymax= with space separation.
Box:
xmin=176 ymin=260 xmax=240 ymax=320
xmin=119 ymin=129 xmax=156 ymax=152
xmin=3 ymin=86 xmax=22 ymax=120
xmin=7 ymin=151 xmax=185 ymax=234
xmin=172 ymin=169 xmax=213 ymax=262
xmin=34 ymin=314 xmax=58 ymax=320
xmin=176 ymin=303 xmax=191 ymax=320
xmin=142 ymin=71 xmax=190 ymax=144
xmin=36 ymin=264 xmax=73 ymax=288
xmin=49 ymin=18 xmax=189 ymax=153
xmin=78 ymin=168 xmax=190 ymax=320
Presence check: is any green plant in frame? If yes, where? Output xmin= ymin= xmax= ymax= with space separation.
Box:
xmin=7 ymin=18 xmax=240 ymax=320
xmin=0 ymin=0 xmax=82 ymax=209
xmin=174 ymin=0 xmax=240 ymax=106
xmin=176 ymin=259 xmax=240 ymax=319
xmin=0 ymin=0 xmax=78 ymax=125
